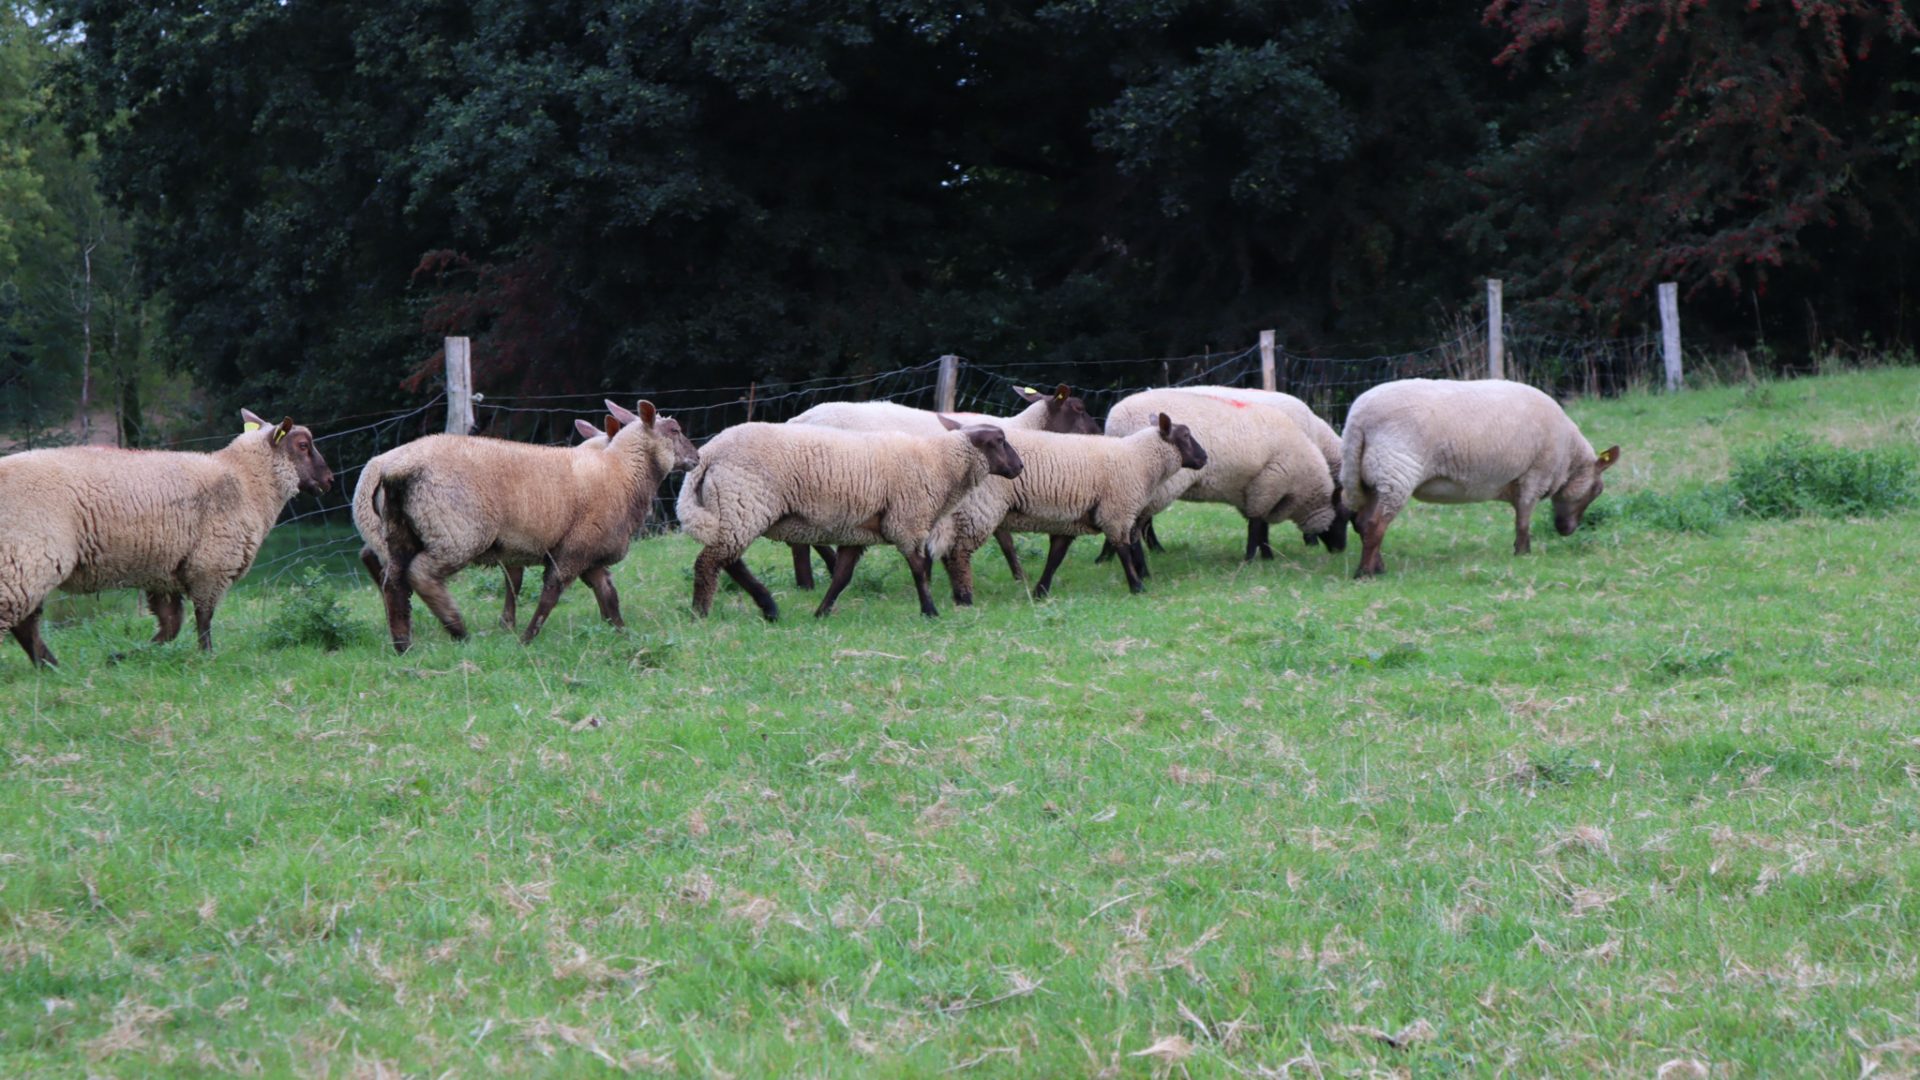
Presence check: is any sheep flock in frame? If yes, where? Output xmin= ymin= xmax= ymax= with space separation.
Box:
xmin=0 ymin=380 xmax=1620 ymax=665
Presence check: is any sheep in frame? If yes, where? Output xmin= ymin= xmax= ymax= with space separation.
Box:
xmin=783 ymin=383 xmax=1101 ymax=588
xmin=1175 ymin=385 xmax=1351 ymax=554
xmin=1339 ymin=378 xmax=1620 ymax=577
xmin=1104 ymin=389 xmax=1340 ymax=570
xmin=675 ymin=417 xmax=1023 ymax=620
xmin=354 ymin=416 xmax=615 ymax=631
xmin=377 ymin=400 xmax=697 ymax=652
xmin=0 ymin=410 xmax=334 ymax=666
xmin=931 ymin=415 xmax=1209 ymax=600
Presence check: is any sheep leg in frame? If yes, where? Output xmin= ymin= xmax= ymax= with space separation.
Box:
xmin=1114 ymin=534 xmax=1147 ymax=594
xmin=789 ymin=544 xmax=816 ymax=590
xmin=382 ymin=563 xmax=416 ymax=654
xmin=904 ymin=549 xmax=940 ymax=618
xmin=1141 ymin=518 xmax=1164 ymax=552
xmin=407 ymin=558 xmax=470 ymax=643
xmin=520 ymin=562 xmax=579 ymax=643
xmin=1129 ymin=530 xmax=1151 ymax=579
xmin=1512 ymin=498 xmax=1537 ymax=555
xmin=580 ymin=565 xmax=624 ymax=627
xmin=189 ymin=587 xmax=226 ymax=652
xmin=1033 ymin=535 xmax=1075 ymax=599
xmin=1093 ymin=539 xmax=1116 ymax=564
xmin=692 ymin=547 xmax=733 ymax=617
xmin=500 ymin=566 xmax=524 ymax=630
xmin=1244 ymin=518 xmax=1276 ymax=561
xmin=1355 ymin=503 xmax=1397 ymax=578
xmin=814 ymin=546 xmax=838 ymax=579
xmin=941 ymin=544 xmax=976 ymax=607
xmin=358 ymin=545 xmax=385 ymax=589
xmin=815 ymin=546 xmax=866 ymax=618
xmin=8 ymin=604 xmax=56 ymax=667
xmin=993 ymin=527 xmax=1026 ymax=584
xmin=147 ymin=591 xmax=184 ymax=644
xmin=723 ymin=559 xmax=779 ymax=621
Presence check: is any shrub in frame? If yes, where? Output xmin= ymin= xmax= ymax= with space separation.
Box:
xmin=1728 ymin=435 xmax=1918 ymax=519
xmin=265 ymin=566 xmax=361 ymax=651
xmin=1583 ymin=487 xmax=1733 ymax=534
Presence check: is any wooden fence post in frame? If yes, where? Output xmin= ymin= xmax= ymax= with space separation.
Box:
xmin=936 ymin=354 xmax=959 ymax=413
xmin=1259 ymin=329 xmax=1276 ymax=392
xmin=1658 ymin=282 xmax=1682 ymax=392
xmin=1486 ymin=279 xmax=1504 ymax=380
xmin=444 ymin=336 xmax=474 ymax=434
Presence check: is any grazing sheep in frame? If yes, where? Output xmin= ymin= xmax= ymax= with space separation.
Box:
xmin=1105 ymin=389 xmax=1340 ymax=570
xmin=932 ymin=415 xmax=1209 ymax=599
xmin=0 ymin=410 xmax=334 ymax=666
xmin=676 ymin=417 xmax=1023 ymax=620
xmin=378 ymin=400 xmax=697 ymax=652
xmin=1177 ymin=385 xmax=1351 ymax=554
xmin=354 ymin=416 xmax=615 ymax=631
xmin=783 ymin=384 xmax=1101 ymax=588
xmin=1340 ymin=378 xmax=1620 ymax=577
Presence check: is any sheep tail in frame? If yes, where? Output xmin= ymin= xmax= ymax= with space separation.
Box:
xmin=378 ymin=470 xmax=423 ymax=588
xmin=1339 ymin=425 xmax=1365 ymax=515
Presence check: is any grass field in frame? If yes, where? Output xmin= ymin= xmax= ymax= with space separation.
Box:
xmin=4 ymin=368 xmax=1919 ymax=1077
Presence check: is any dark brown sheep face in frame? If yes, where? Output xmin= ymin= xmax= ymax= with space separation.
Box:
xmin=1552 ymin=444 xmax=1621 ymax=535
xmin=963 ymin=424 xmax=1024 ymax=479
xmin=1156 ymin=413 xmax=1208 ymax=470
xmin=1318 ymin=494 xmax=1352 ymax=552
xmin=273 ymin=421 xmax=333 ymax=495
xmin=1016 ymin=383 xmax=1102 ymax=435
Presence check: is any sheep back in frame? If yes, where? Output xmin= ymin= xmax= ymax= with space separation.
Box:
xmin=1341 ymin=379 xmax=1596 ymax=507
xmin=1107 ymin=389 xmax=1335 ymax=534
xmin=678 ymin=422 xmax=987 ymax=554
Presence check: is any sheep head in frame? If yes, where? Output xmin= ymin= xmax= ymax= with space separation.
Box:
xmin=1015 ymin=383 xmax=1102 ymax=435
xmin=607 ymin=398 xmax=698 ymax=472
xmin=1552 ymin=444 xmax=1621 ymax=535
xmin=242 ymin=409 xmax=333 ymax=495
xmin=938 ymin=414 xmax=1024 ymax=479
xmin=1155 ymin=413 xmax=1208 ymax=471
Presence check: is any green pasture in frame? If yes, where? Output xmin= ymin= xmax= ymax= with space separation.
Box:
xmin=3 ymin=368 xmax=1919 ymax=1076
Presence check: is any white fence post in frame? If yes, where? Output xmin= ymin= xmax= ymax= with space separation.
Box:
xmin=1259 ymin=329 xmax=1276 ymax=391
xmin=936 ymin=353 xmax=959 ymax=413
xmin=1487 ymin=278 xmax=1504 ymax=380
xmin=1659 ymin=282 xmax=1682 ymax=392
xmin=445 ymin=336 xmax=474 ymax=434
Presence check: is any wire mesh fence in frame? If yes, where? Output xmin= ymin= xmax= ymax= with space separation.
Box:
xmin=3 ymin=321 xmax=1709 ymax=585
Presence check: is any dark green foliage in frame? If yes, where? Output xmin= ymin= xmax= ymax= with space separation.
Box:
xmin=1728 ymin=436 xmax=1919 ymax=520
xmin=1582 ymin=488 xmax=1734 ymax=535
xmin=264 ymin=567 xmax=361 ymax=652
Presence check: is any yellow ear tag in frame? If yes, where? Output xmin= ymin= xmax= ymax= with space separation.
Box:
xmin=1021 ymin=387 xmax=1037 ymax=396
xmin=243 ymin=422 xmax=261 ymax=432
xmin=271 ymin=428 xmax=288 ymax=445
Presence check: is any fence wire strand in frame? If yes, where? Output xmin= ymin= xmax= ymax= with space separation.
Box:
xmin=10 ymin=331 xmax=1693 ymax=584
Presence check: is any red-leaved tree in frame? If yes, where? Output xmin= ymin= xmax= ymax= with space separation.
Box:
xmin=1464 ymin=0 xmax=1915 ymax=329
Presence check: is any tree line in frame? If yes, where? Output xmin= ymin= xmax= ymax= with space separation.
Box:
xmin=5 ymin=1 xmax=1917 ymax=440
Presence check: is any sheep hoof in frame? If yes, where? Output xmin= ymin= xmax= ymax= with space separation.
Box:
xmin=390 ymin=637 xmax=412 ymax=655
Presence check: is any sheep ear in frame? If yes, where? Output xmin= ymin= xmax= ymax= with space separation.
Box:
xmin=574 ymin=419 xmax=599 ymax=440
xmin=1596 ymin=445 xmax=1620 ymax=471
xmin=271 ymin=417 xmax=294 ymax=445
xmin=240 ymin=408 xmax=267 ymax=432
xmin=637 ymin=400 xmax=657 ymax=428
xmin=604 ymin=415 xmax=622 ymax=436
xmin=1053 ymin=384 xmax=1070 ymax=402
xmin=605 ymin=399 xmax=641 ymax=426
xmin=936 ymin=413 xmax=962 ymax=431
xmin=1014 ymin=386 xmax=1042 ymax=403
xmin=1157 ymin=413 xmax=1172 ymax=437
